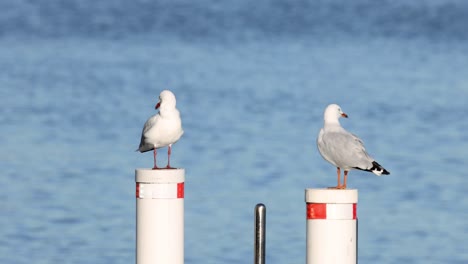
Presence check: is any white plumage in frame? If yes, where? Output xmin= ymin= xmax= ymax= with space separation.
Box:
xmin=137 ymin=90 xmax=184 ymax=169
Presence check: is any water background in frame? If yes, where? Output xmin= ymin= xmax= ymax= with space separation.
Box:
xmin=1 ymin=1 xmax=467 ymax=263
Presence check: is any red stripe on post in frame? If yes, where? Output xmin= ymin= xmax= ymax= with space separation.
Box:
xmin=353 ymin=203 xmax=357 ymax=219
xmin=136 ymin=183 xmax=140 ymax=198
xmin=307 ymin=203 xmax=326 ymax=219
xmin=177 ymin=182 xmax=184 ymax=198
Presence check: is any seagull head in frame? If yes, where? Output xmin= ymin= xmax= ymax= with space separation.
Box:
xmin=324 ymin=104 xmax=348 ymax=123
xmin=155 ymin=90 xmax=177 ymax=110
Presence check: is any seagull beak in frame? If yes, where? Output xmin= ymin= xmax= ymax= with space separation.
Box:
xmin=155 ymin=102 xmax=161 ymax=109
xmin=341 ymin=113 xmax=348 ymax=118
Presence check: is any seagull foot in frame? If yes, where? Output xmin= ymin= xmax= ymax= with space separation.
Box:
xmin=327 ymin=185 xmax=347 ymax=190
xmin=152 ymin=166 xmax=177 ymax=170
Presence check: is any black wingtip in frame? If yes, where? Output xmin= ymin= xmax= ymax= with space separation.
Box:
xmin=354 ymin=161 xmax=390 ymax=175
xmin=371 ymin=161 xmax=389 ymax=175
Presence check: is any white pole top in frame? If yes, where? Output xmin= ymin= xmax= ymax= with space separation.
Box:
xmin=135 ymin=168 xmax=185 ymax=183
xmin=305 ymin=188 xmax=358 ymax=203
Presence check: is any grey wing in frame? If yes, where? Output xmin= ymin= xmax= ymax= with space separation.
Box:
xmin=137 ymin=116 xmax=158 ymax=152
xmin=137 ymin=135 xmax=153 ymax=153
xmin=322 ymin=131 xmax=374 ymax=169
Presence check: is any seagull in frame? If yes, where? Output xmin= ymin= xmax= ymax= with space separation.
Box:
xmin=137 ymin=90 xmax=184 ymax=169
xmin=317 ymin=104 xmax=389 ymax=189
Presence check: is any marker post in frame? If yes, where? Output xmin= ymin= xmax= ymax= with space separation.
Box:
xmin=135 ymin=169 xmax=185 ymax=264
xmin=305 ymin=189 xmax=358 ymax=264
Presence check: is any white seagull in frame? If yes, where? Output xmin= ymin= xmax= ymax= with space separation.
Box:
xmin=137 ymin=90 xmax=184 ymax=169
xmin=317 ymin=104 xmax=389 ymax=189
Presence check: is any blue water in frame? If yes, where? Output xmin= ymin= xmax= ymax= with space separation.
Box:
xmin=1 ymin=1 xmax=468 ymax=264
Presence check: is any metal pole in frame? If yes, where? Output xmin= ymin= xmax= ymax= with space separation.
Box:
xmin=135 ymin=168 xmax=185 ymax=264
xmin=305 ymin=189 xmax=358 ymax=264
xmin=254 ymin=203 xmax=266 ymax=264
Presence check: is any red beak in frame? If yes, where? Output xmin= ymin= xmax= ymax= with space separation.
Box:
xmin=341 ymin=113 xmax=348 ymax=118
xmin=155 ymin=102 xmax=161 ymax=109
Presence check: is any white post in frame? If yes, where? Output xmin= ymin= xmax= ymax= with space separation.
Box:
xmin=136 ymin=168 xmax=185 ymax=264
xmin=305 ymin=189 xmax=358 ymax=264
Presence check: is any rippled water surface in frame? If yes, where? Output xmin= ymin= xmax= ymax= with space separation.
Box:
xmin=1 ymin=1 xmax=468 ymax=264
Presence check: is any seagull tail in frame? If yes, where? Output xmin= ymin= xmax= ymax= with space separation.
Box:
xmin=136 ymin=144 xmax=155 ymax=153
xmin=369 ymin=161 xmax=390 ymax=176
xmin=354 ymin=161 xmax=390 ymax=176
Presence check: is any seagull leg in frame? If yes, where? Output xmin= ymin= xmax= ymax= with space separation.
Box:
xmin=165 ymin=144 xmax=174 ymax=169
xmin=328 ymin=167 xmax=343 ymax=189
xmin=152 ymin=148 xmax=159 ymax=170
xmin=342 ymin=170 xmax=348 ymax=189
